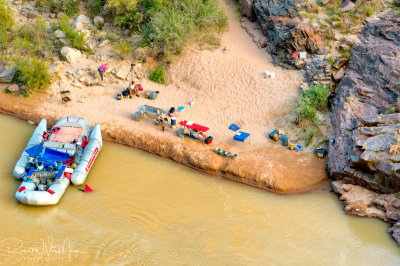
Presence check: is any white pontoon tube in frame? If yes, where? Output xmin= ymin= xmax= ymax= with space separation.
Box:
xmin=71 ymin=124 xmax=103 ymax=185
xmin=15 ymin=177 xmax=70 ymax=206
xmin=13 ymin=119 xmax=47 ymax=180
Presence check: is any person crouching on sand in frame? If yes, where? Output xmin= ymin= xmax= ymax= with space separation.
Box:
xmin=129 ymin=81 xmax=139 ymax=97
xmin=98 ymin=63 xmax=108 ymax=81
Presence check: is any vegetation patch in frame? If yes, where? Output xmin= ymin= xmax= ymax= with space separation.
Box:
xmin=113 ymin=39 xmax=134 ymax=59
xmin=58 ymin=14 xmax=92 ymax=53
xmin=12 ymin=57 xmax=52 ymax=93
xmin=37 ymin=0 xmax=80 ymax=16
xmin=149 ymin=64 xmax=166 ymax=84
xmin=0 ymin=0 xmax=14 ymax=50
xmin=295 ymin=84 xmax=330 ymax=126
xmin=104 ymin=0 xmax=227 ymax=59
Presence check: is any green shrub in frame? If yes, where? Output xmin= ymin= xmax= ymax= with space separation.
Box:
xmin=0 ymin=0 xmax=14 ymax=49
xmin=305 ymin=127 xmax=316 ymax=146
xmin=37 ymin=0 xmax=79 ymax=16
xmin=149 ymin=64 xmax=165 ymax=84
xmin=142 ymin=0 xmax=227 ymax=58
xmin=92 ymin=0 xmax=107 ymax=14
xmin=143 ymin=9 xmax=192 ymax=58
xmin=296 ymin=99 xmax=317 ymax=123
xmin=296 ymin=84 xmax=330 ymax=125
xmin=12 ymin=57 xmax=52 ymax=92
xmin=113 ymin=39 xmax=134 ymax=58
xmin=106 ymin=0 xmax=143 ymax=30
xmin=106 ymin=32 xmax=116 ymax=42
xmin=328 ymin=57 xmax=335 ymax=65
xmin=199 ymin=33 xmax=221 ymax=48
xmin=58 ymin=14 xmax=91 ymax=52
xmin=12 ymin=18 xmax=53 ymax=59
xmin=364 ymin=5 xmax=374 ymax=17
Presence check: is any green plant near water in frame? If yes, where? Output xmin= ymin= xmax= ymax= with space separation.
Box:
xmin=149 ymin=64 xmax=166 ymax=84
xmin=12 ymin=57 xmax=52 ymax=93
xmin=295 ymin=84 xmax=330 ymax=126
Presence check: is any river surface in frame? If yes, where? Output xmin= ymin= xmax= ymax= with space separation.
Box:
xmin=0 ymin=114 xmax=399 ymax=265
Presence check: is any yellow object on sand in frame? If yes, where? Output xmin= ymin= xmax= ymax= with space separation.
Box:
xmin=273 ymin=134 xmax=279 ymax=141
xmin=317 ymin=152 xmax=324 ymax=159
xmin=289 ymin=143 xmax=295 ymax=150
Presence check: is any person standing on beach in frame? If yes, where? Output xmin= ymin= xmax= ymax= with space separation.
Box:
xmin=98 ymin=63 xmax=108 ymax=81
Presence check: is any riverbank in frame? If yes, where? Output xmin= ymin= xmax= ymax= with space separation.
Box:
xmin=0 ymin=91 xmax=327 ymax=193
xmin=0 ymin=0 xmax=327 ymax=193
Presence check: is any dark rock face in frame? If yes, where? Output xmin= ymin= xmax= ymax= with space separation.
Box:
xmin=328 ymin=14 xmax=400 ymax=193
xmin=252 ymin=0 xmax=323 ymax=68
xmin=239 ymin=0 xmax=256 ymax=21
xmin=303 ymin=56 xmax=331 ymax=87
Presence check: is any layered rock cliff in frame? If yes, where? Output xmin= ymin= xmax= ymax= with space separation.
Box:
xmin=328 ymin=14 xmax=400 ymax=193
xmin=238 ymin=0 xmax=323 ymax=68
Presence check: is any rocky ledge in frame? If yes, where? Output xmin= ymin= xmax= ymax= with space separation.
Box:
xmin=332 ymin=180 xmax=400 ymax=245
xmin=328 ymin=13 xmax=400 ymax=194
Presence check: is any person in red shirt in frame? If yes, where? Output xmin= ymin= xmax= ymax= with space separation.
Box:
xmin=98 ymin=63 xmax=108 ymax=81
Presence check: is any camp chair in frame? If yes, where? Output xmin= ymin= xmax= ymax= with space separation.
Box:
xmin=233 ymin=131 xmax=250 ymax=144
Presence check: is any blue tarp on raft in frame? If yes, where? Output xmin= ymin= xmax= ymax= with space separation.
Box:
xmin=25 ymin=144 xmax=70 ymax=163
xmin=25 ymin=143 xmax=44 ymax=158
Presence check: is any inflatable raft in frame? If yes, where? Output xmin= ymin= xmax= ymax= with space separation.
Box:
xmin=13 ymin=117 xmax=102 ymax=206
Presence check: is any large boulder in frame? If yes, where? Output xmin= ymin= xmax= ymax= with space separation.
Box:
xmin=60 ymin=47 xmax=82 ymax=63
xmin=55 ymin=30 xmax=65 ymax=39
xmin=328 ymin=13 xmax=400 ymax=193
xmin=94 ymin=16 xmax=104 ymax=29
xmin=0 ymin=68 xmax=16 ymax=83
xmin=7 ymin=84 xmax=19 ymax=92
xmin=252 ymin=0 xmax=323 ymax=68
xmin=73 ymin=14 xmax=92 ymax=31
xmin=340 ymin=1 xmax=356 ymax=12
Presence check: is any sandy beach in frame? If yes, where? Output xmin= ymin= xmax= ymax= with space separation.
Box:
xmin=0 ymin=0 xmax=327 ymax=193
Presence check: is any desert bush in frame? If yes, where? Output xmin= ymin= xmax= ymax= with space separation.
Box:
xmin=106 ymin=0 xmax=143 ymax=30
xmin=58 ymin=15 xmax=91 ymax=52
xmin=0 ymin=0 xmax=13 ymax=30
xmin=12 ymin=57 xmax=52 ymax=92
xmin=295 ymin=84 xmax=330 ymax=125
xmin=37 ymin=0 xmax=80 ymax=16
xmin=0 ymin=0 xmax=14 ymax=49
xmin=12 ymin=18 xmax=53 ymax=59
xmin=199 ymin=33 xmax=221 ymax=48
xmin=149 ymin=64 xmax=165 ymax=84
xmin=142 ymin=9 xmax=192 ymax=58
xmin=113 ymin=39 xmax=134 ymax=58
xmin=106 ymin=32 xmax=116 ymax=42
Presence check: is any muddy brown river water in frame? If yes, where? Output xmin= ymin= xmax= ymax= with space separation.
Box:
xmin=0 ymin=114 xmax=399 ymax=265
